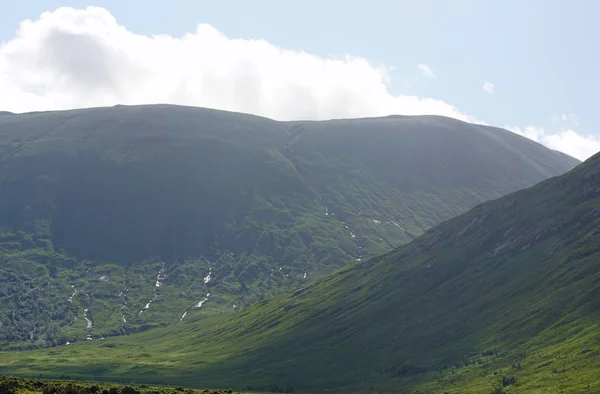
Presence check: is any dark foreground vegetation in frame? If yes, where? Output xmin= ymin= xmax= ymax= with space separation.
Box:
xmin=0 ymin=376 xmax=258 ymax=394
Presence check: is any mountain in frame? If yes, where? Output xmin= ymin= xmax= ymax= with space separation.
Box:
xmin=0 ymin=104 xmax=579 ymax=350
xmin=2 ymin=149 xmax=598 ymax=393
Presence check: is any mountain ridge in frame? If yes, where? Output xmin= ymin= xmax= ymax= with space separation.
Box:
xmin=1 ymin=151 xmax=596 ymax=392
xmin=0 ymin=104 xmax=581 ymax=352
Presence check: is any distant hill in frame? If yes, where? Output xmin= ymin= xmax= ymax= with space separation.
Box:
xmin=0 ymin=104 xmax=579 ymax=349
xmin=4 ymin=149 xmax=598 ymax=393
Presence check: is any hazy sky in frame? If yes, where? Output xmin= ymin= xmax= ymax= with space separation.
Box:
xmin=1 ymin=0 xmax=599 ymax=159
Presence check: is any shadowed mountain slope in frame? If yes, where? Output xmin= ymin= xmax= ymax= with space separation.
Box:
xmin=0 ymin=104 xmax=580 ymax=350
xmin=2 ymin=152 xmax=598 ymax=393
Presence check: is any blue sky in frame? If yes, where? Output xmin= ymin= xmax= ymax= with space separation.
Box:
xmin=1 ymin=0 xmax=599 ymax=159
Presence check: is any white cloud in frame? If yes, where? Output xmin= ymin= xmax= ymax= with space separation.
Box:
xmin=551 ymin=113 xmax=579 ymax=126
xmin=0 ymin=6 xmax=597 ymax=160
xmin=505 ymin=125 xmax=600 ymax=161
xmin=0 ymin=6 xmax=472 ymax=122
xmin=417 ymin=64 xmax=436 ymax=78
xmin=482 ymin=81 xmax=495 ymax=95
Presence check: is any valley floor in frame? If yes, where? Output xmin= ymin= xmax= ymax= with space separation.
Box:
xmin=1 ymin=319 xmax=599 ymax=393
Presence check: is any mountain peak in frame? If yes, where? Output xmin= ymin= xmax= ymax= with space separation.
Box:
xmin=0 ymin=105 xmax=597 ymax=393
xmin=0 ymin=105 xmax=586 ymax=389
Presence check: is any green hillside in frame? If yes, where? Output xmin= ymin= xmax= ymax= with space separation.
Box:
xmin=3 ymin=151 xmax=599 ymax=393
xmin=0 ymin=104 xmax=579 ymax=350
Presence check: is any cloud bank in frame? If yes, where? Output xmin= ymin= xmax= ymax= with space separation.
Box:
xmin=0 ymin=6 xmax=471 ymax=123
xmin=506 ymin=125 xmax=600 ymax=161
xmin=0 ymin=6 xmax=597 ymax=160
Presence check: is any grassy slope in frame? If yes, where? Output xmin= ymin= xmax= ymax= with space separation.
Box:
xmin=0 ymin=105 xmax=580 ymax=350
xmin=2 ymin=152 xmax=599 ymax=393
